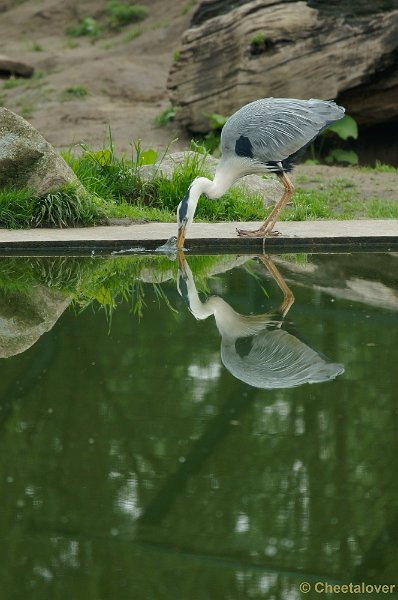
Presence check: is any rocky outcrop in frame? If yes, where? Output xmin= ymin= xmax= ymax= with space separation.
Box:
xmin=168 ymin=0 xmax=398 ymax=132
xmin=0 ymin=108 xmax=81 ymax=196
xmin=0 ymin=54 xmax=34 ymax=78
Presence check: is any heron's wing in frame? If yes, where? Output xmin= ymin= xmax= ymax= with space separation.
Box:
xmin=221 ymin=98 xmax=345 ymax=162
xmin=221 ymin=328 xmax=344 ymax=389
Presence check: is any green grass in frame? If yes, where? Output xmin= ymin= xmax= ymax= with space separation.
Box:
xmin=360 ymin=161 xmax=398 ymax=174
xmin=0 ymin=185 xmax=106 ymax=229
xmin=123 ymin=26 xmax=144 ymax=42
xmin=62 ymin=86 xmax=88 ymax=99
xmin=65 ymin=3 xmax=148 ymax=40
xmin=3 ymin=77 xmax=20 ymax=90
xmin=251 ymin=32 xmax=267 ymax=46
xmin=154 ymin=106 xmax=176 ymax=127
xmin=20 ymin=105 xmax=34 ymax=118
xmin=31 ymin=42 xmax=44 ymax=52
xmin=1 ymin=140 xmax=396 ymax=231
xmin=106 ymin=2 xmax=148 ymax=29
xmin=66 ymin=17 xmax=103 ymax=39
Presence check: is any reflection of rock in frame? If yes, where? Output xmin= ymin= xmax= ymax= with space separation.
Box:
xmin=0 ymin=108 xmax=82 ymax=196
xmin=270 ymin=254 xmax=398 ymax=312
xmin=0 ymin=285 xmax=70 ymax=358
xmin=0 ymin=54 xmax=34 ymax=78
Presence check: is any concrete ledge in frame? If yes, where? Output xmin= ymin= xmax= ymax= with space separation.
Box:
xmin=0 ymin=220 xmax=397 ymax=254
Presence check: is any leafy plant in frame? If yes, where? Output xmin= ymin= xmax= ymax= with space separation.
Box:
xmin=66 ymin=16 xmax=102 ymax=38
xmin=325 ymin=149 xmax=358 ymax=166
xmin=326 ymin=114 xmax=358 ymax=140
xmin=251 ymin=32 xmax=267 ymax=46
xmin=249 ymin=32 xmax=273 ymax=55
xmin=154 ymin=106 xmax=176 ymax=127
xmin=309 ymin=114 xmax=359 ymax=165
xmin=196 ymin=113 xmax=228 ymax=155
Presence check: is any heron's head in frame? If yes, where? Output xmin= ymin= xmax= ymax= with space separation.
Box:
xmin=176 ymin=178 xmax=209 ymax=249
xmin=176 ymin=188 xmax=190 ymax=249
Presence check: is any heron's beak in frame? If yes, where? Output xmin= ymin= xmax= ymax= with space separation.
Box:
xmin=176 ymin=224 xmax=187 ymax=250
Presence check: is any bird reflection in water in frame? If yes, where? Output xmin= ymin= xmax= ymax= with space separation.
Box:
xmin=177 ymin=254 xmax=344 ymax=389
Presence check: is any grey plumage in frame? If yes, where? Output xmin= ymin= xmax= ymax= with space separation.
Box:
xmin=221 ymin=327 xmax=344 ymax=390
xmin=176 ymin=96 xmax=346 ymax=248
xmin=221 ymin=97 xmax=345 ymax=171
xmin=177 ymin=259 xmax=344 ymax=390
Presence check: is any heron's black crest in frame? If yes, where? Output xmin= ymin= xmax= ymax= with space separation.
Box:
xmin=178 ymin=190 xmax=190 ymax=222
xmin=235 ymin=135 xmax=253 ymax=159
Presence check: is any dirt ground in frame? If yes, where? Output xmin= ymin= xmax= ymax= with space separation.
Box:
xmin=0 ymin=0 xmax=396 ymax=200
xmin=0 ymin=0 xmax=191 ymax=152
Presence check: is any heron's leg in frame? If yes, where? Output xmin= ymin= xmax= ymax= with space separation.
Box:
xmin=258 ymin=255 xmax=295 ymax=318
xmin=237 ymin=172 xmax=294 ymax=237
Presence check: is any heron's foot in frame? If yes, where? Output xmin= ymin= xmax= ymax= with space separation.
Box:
xmin=236 ymin=227 xmax=280 ymax=238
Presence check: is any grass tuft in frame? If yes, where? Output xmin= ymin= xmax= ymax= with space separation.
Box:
xmin=0 ymin=185 xmax=106 ymax=229
xmin=106 ymin=2 xmax=148 ymax=29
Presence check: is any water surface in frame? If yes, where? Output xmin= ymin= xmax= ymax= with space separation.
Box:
xmin=0 ymin=252 xmax=397 ymax=599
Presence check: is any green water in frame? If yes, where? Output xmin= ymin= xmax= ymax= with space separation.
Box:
xmin=0 ymin=252 xmax=397 ymax=599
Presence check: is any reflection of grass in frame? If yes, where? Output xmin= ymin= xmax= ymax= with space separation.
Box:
xmin=0 ymin=255 xmax=228 ymax=317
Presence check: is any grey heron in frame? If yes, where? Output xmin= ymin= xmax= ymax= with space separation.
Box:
xmin=176 ymin=97 xmax=345 ymax=249
xmin=177 ymin=254 xmax=344 ymax=389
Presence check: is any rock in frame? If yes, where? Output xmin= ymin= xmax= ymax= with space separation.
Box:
xmin=0 ymin=53 xmax=34 ymax=78
xmin=0 ymin=284 xmax=70 ymax=358
xmin=140 ymin=151 xmax=282 ymax=205
xmin=0 ymin=108 xmax=82 ymax=196
xmin=168 ymin=0 xmax=398 ymax=132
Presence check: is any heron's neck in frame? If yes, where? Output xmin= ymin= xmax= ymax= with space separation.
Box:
xmin=191 ymin=168 xmax=237 ymax=200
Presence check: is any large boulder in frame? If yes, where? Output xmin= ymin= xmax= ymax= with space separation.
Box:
xmin=0 ymin=108 xmax=81 ymax=196
xmin=168 ymin=0 xmax=398 ymax=133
